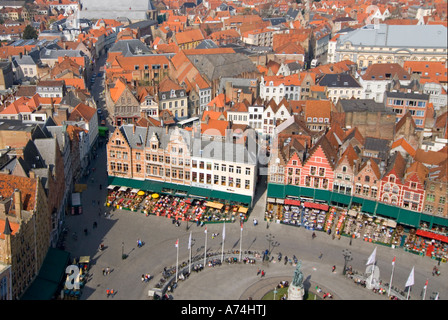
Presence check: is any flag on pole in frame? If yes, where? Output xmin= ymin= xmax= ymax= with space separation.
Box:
xmin=175 ymin=239 xmax=179 ymax=248
xmin=405 ymin=266 xmax=415 ymax=287
xmin=434 ymin=292 xmax=439 ymax=300
xmin=366 ymin=247 xmax=377 ymax=265
xmin=424 ymin=279 xmax=428 ymax=289
xmin=188 ymin=232 xmax=192 ymax=250
xmin=204 ymin=226 xmax=207 ymax=234
xmin=241 ymin=220 xmax=244 ymax=231
xmin=392 ymin=256 xmax=396 ymax=266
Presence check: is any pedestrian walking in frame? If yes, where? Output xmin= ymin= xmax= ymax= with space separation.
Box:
xmin=106 ymin=288 xmax=110 ymax=297
xmin=102 ymin=268 xmax=105 ymax=276
xmin=261 ymin=270 xmax=265 ymax=277
xmin=257 ymin=269 xmax=261 ymax=276
xmin=319 ymin=252 xmax=323 ymax=259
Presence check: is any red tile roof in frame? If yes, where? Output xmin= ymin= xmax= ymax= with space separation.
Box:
xmin=0 ymin=173 xmax=37 ymax=213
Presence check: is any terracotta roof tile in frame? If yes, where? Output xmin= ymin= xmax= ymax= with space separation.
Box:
xmin=0 ymin=173 xmax=37 ymax=213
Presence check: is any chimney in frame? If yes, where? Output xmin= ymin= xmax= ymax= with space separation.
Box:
xmin=14 ymin=189 xmax=22 ymax=219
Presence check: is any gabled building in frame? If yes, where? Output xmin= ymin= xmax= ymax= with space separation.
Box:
xmin=0 ymin=174 xmax=51 ymax=299
xmin=379 ymin=152 xmax=407 ymax=206
xmin=402 ymin=161 xmax=428 ymax=212
xmin=158 ymin=77 xmax=188 ymax=120
xmin=105 ymin=77 xmax=141 ymax=126
xmin=354 ymin=158 xmax=381 ymax=201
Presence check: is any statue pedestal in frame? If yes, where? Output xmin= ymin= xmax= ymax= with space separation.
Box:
xmin=288 ymin=284 xmax=305 ymax=300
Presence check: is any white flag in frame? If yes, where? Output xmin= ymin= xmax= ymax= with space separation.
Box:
xmin=222 ymin=223 xmax=226 ymax=241
xmin=188 ymin=231 xmax=192 ymax=250
xmin=405 ymin=266 xmax=415 ymax=287
xmin=366 ymin=247 xmax=377 ymax=265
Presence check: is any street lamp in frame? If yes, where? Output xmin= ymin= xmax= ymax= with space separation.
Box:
xmin=265 ymin=233 xmax=280 ymax=261
xmin=342 ymin=249 xmax=352 ymax=275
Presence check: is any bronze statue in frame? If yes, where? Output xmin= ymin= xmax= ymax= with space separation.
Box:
xmin=292 ymin=261 xmax=304 ymax=287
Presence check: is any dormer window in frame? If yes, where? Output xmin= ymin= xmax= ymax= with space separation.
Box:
xmin=170 ymin=89 xmax=176 ymax=98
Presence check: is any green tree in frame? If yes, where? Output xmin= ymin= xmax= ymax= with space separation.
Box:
xmin=22 ymin=25 xmax=38 ymax=40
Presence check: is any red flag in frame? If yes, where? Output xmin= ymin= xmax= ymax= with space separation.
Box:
xmin=392 ymin=256 xmax=396 ymax=266
xmin=175 ymin=239 xmax=178 ymax=248
xmin=241 ymin=221 xmax=243 ymax=231
xmin=424 ymin=279 xmax=428 ymax=289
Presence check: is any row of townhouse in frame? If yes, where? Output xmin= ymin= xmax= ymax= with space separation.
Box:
xmin=268 ymin=123 xmax=447 ymax=217
xmin=106 ymin=124 xmax=258 ymax=206
xmin=356 ymin=62 xmax=447 ymax=114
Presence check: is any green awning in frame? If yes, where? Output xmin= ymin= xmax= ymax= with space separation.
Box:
xmin=267 ymin=183 xmax=285 ymax=199
xmin=38 ymin=248 xmax=70 ymax=283
xmin=300 ymin=187 xmax=315 ymax=198
xmin=351 ymin=196 xmax=365 ymax=206
xmin=376 ymin=203 xmax=399 ymax=219
xmin=141 ymin=180 xmax=163 ymax=193
xmin=21 ymin=277 xmax=59 ymax=300
xmin=397 ymin=208 xmax=421 ymax=228
xmin=21 ymin=248 xmax=70 ymax=300
xmin=432 ymin=215 xmax=448 ymax=228
xmin=361 ymin=199 xmax=377 ymax=214
xmin=331 ymin=192 xmax=351 ymax=205
xmin=230 ymin=192 xmax=252 ymax=205
xmin=285 ymin=185 xmax=301 ymax=198
xmin=108 ymin=176 xmax=143 ymax=190
xmin=314 ymin=189 xmax=331 ymax=202
xmin=187 ymin=186 xmax=212 ymax=198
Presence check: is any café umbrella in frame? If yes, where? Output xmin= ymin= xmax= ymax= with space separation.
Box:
xmin=152 ymin=193 xmax=159 ymax=199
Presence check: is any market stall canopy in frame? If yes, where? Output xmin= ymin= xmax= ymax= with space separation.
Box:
xmin=284 ymin=199 xmax=301 ymax=206
xmin=107 ymin=185 xmax=117 ymax=190
xmin=416 ymin=229 xmax=448 ymax=243
xmin=131 ymin=188 xmax=139 ymax=193
xmin=348 ymin=210 xmax=358 ymax=217
xmin=119 ymin=186 xmax=128 ymax=192
xmin=206 ymin=201 xmax=224 ymax=209
xmin=304 ymin=202 xmax=329 ymax=211
xmin=238 ymin=206 xmax=248 ymax=213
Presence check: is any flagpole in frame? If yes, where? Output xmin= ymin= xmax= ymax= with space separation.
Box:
xmin=176 ymin=239 xmax=179 ymax=283
xmin=204 ymin=226 xmax=207 ymax=267
xmin=221 ymin=223 xmax=225 ymax=263
xmin=388 ymin=257 xmax=395 ymax=297
xmin=239 ymin=221 xmax=243 ymax=262
xmin=188 ymin=231 xmax=192 ymax=274
xmin=422 ymin=280 xmax=428 ymax=300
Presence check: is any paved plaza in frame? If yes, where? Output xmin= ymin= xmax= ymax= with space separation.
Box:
xmin=60 ymin=142 xmax=447 ymax=301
